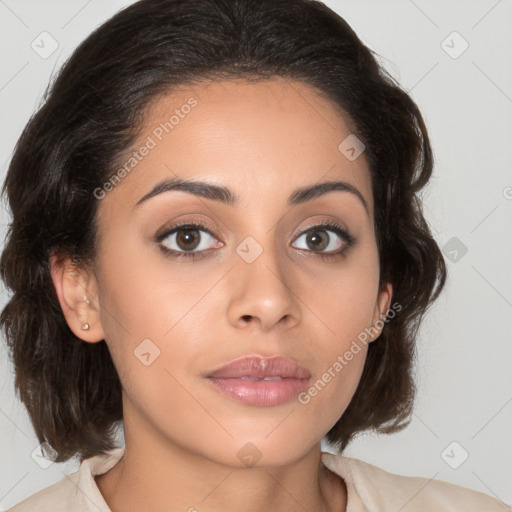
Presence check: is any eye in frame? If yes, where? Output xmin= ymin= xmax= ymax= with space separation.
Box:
xmin=156 ymin=221 xmax=223 ymax=259
xmin=291 ymin=221 xmax=355 ymax=257
xmin=155 ymin=220 xmax=355 ymax=261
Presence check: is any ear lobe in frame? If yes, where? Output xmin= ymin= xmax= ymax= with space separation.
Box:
xmin=369 ymin=282 xmax=393 ymax=342
xmin=50 ymin=251 xmax=105 ymax=343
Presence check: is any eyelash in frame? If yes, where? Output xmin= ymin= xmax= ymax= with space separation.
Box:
xmin=155 ymin=220 xmax=356 ymax=261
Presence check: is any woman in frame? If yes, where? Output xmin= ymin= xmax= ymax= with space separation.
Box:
xmin=0 ymin=0 xmax=504 ymax=510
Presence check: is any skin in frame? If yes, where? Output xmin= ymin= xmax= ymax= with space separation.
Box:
xmin=51 ymin=77 xmax=392 ymax=512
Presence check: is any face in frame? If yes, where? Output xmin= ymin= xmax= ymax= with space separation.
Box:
xmin=58 ymin=77 xmax=391 ymax=467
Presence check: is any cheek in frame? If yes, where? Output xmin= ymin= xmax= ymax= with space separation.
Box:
xmin=293 ymin=245 xmax=379 ymax=413
xmin=300 ymin=248 xmax=380 ymax=343
xmin=297 ymin=346 xmax=368 ymax=432
xmin=94 ymin=254 xmax=207 ymax=437
xmin=95 ymin=229 xmax=182 ymax=336
xmin=93 ymin=236 xmax=220 ymax=383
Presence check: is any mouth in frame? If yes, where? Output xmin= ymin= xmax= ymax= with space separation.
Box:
xmin=205 ymin=355 xmax=311 ymax=407
xmin=236 ymin=376 xmax=286 ymax=381
xmin=206 ymin=354 xmax=311 ymax=379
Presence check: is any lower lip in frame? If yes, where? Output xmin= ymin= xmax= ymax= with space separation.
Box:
xmin=206 ymin=377 xmax=310 ymax=407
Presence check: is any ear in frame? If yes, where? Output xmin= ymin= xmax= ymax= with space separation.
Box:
xmin=369 ymin=281 xmax=393 ymax=342
xmin=50 ymin=250 xmax=105 ymax=343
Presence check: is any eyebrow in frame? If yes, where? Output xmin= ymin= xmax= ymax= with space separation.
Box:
xmin=133 ymin=177 xmax=369 ymax=214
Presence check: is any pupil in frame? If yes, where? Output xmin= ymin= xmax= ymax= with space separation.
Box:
xmin=177 ymin=229 xmax=200 ymax=250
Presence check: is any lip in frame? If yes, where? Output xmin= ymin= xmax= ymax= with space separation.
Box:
xmin=205 ymin=355 xmax=311 ymax=407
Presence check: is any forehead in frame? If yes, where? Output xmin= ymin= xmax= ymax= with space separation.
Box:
xmin=102 ymin=77 xmax=373 ymax=218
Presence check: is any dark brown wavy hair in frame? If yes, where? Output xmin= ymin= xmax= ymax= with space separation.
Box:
xmin=0 ymin=0 xmax=446 ymax=463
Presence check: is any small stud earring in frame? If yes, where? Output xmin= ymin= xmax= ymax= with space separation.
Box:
xmin=80 ymin=323 xmax=90 ymax=331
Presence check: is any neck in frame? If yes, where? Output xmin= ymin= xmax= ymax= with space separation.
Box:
xmin=95 ymin=424 xmax=346 ymax=512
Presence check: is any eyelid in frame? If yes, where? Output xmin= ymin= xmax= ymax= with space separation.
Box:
xmin=155 ymin=219 xmax=223 ymax=261
xmin=155 ymin=218 xmax=219 ymax=243
xmin=294 ymin=219 xmax=354 ymax=242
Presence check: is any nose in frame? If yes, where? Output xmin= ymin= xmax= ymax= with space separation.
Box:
xmin=226 ymin=243 xmax=301 ymax=332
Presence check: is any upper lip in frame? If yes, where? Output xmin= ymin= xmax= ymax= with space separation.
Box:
xmin=206 ymin=355 xmax=311 ymax=379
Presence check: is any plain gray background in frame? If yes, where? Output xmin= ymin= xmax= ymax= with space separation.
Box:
xmin=0 ymin=0 xmax=511 ymax=509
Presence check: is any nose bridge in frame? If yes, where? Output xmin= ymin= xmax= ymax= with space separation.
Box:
xmin=226 ymin=231 xmax=300 ymax=330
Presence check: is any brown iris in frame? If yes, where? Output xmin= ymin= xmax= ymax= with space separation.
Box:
xmin=176 ymin=229 xmax=201 ymax=251
xmin=306 ymin=230 xmax=329 ymax=251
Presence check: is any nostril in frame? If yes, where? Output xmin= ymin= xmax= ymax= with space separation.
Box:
xmin=241 ymin=315 xmax=252 ymax=322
